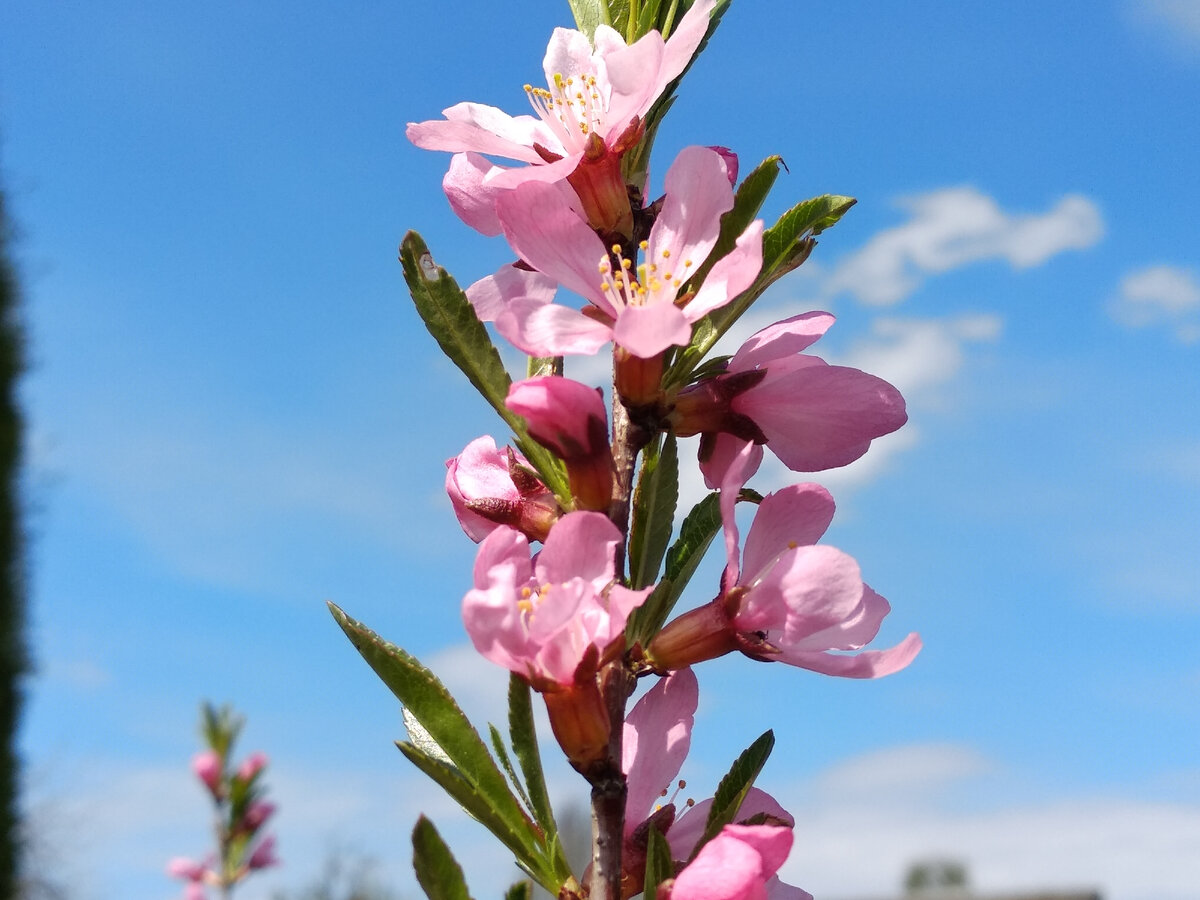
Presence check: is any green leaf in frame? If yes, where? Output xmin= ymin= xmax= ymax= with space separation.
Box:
xmin=508 ymin=677 xmax=566 ymax=872
xmin=567 ymin=0 xmax=610 ymax=38
xmin=330 ymin=605 xmax=538 ymax=858
xmin=489 ymin=722 xmax=534 ymax=816
xmin=628 ymin=491 xmax=722 ymax=646
xmin=504 ymin=882 xmax=533 ymax=900
xmin=643 ymin=824 xmax=674 ymax=900
xmin=413 ymin=816 xmax=473 ymax=900
xmin=398 ymin=232 xmax=568 ymax=499
xmin=694 ymin=730 xmax=775 ymax=857
xmin=762 ymin=194 xmax=856 ymax=274
xmin=628 ymin=434 xmax=678 ymax=590
xmin=400 ymin=743 xmax=552 ymax=885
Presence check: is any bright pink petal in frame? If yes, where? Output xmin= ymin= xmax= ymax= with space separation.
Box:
xmin=651 ymin=146 xmax=735 ymax=274
xmin=612 ymin=301 xmax=693 ymax=357
xmin=729 ymin=312 xmax=836 ymax=372
xmin=717 ymin=439 xmax=764 ymax=587
xmin=778 ymin=631 xmax=922 ymax=678
xmin=466 ymin=264 xmax=557 ymax=323
xmin=506 ymin=376 xmax=608 ymax=461
xmin=700 ymin=434 xmax=762 ymax=491
xmin=444 ymin=152 xmax=506 ymax=236
xmin=687 ymin=220 xmax=764 ymax=321
xmin=407 ymin=103 xmax=550 ymax=162
xmin=658 ymin=0 xmax=718 ymax=88
xmin=736 ymin=545 xmax=864 ymax=635
xmin=740 ymin=484 xmax=835 ymax=582
xmin=496 ymin=297 xmax=613 ymax=357
xmin=495 ymin=182 xmax=611 ymax=311
xmin=734 ymin=362 xmax=907 ymax=472
xmin=668 ymin=787 xmax=792 ymax=863
xmin=536 ymin=511 xmax=619 ymax=591
xmin=623 ymin=668 xmax=698 ymax=834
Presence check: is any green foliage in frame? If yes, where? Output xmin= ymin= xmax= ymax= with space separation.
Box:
xmin=628 ymin=435 xmax=679 ymax=590
xmin=413 ymin=817 xmax=473 ymax=900
xmin=567 ymin=0 xmax=610 ymax=38
xmin=504 ymin=881 xmax=532 ymax=900
xmin=507 ymin=677 xmax=571 ymax=884
xmin=642 ymin=825 xmax=674 ymax=900
xmin=692 ymin=730 xmax=775 ymax=858
xmin=398 ymin=232 xmax=568 ymax=502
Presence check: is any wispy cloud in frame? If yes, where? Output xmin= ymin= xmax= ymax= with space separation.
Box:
xmin=825 ymin=188 xmax=1104 ymax=306
xmin=1111 ymin=264 xmax=1200 ymax=343
xmin=1130 ymin=0 xmax=1200 ymax=56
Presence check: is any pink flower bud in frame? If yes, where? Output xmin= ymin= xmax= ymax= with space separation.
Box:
xmin=166 ymin=856 xmax=207 ymax=882
xmin=241 ymin=799 xmax=275 ymax=832
xmin=446 ymin=437 xmax=560 ymax=543
xmin=247 ymin=834 xmax=279 ymax=870
xmin=191 ymin=751 xmax=222 ymax=796
xmin=236 ymin=751 xmax=268 ymax=782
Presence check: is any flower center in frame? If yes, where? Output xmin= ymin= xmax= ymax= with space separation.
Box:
xmin=524 ymin=72 xmax=605 ymax=154
xmin=598 ymin=242 xmax=693 ymax=312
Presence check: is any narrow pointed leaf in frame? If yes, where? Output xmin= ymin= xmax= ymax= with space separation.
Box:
xmin=694 ymin=730 xmax=775 ymax=857
xmin=762 ymin=194 xmax=856 ymax=273
xmin=567 ymin=0 xmax=609 ymax=37
xmin=508 ymin=676 xmax=568 ymax=879
xmin=628 ymin=491 xmax=721 ymax=645
xmin=505 ymin=882 xmax=533 ymax=900
xmin=643 ymin=825 xmax=674 ymax=900
xmin=688 ymin=155 xmax=783 ymax=290
xmin=628 ymin=434 xmax=678 ymax=590
xmin=489 ymin=722 xmax=534 ymax=815
xmin=331 ymin=605 xmax=537 ymax=854
xmin=413 ymin=816 xmax=473 ymax=900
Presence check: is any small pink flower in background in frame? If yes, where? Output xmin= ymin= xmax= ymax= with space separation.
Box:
xmin=671 ymin=311 xmax=907 ymax=483
xmin=446 ymin=436 xmax=559 ymax=543
xmin=191 ymin=750 xmax=222 ymax=796
xmin=649 ymin=442 xmax=921 ymax=677
xmin=506 ymin=376 xmax=613 ymax=510
xmin=236 ymin=751 xmax=268 ymax=782
xmin=167 ymin=856 xmax=211 ymax=900
xmin=406 ymin=1 xmax=717 ymax=234
xmin=462 ymin=512 xmax=649 ymax=690
xmin=241 ymin=799 xmax=275 ymax=832
xmin=247 ymin=833 xmax=280 ymax=870
xmin=469 ymin=146 xmax=763 ymax=360
xmin=666 ymin=824 xmax=809 ymax=900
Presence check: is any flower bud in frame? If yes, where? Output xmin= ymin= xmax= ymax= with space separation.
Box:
xmin=191 ymin=750 xmax=222 ymax=797
xmin=236 ymin=751 xmax=268 ymax=782
xmin=446 ymin=438 xmax=560 ymax=542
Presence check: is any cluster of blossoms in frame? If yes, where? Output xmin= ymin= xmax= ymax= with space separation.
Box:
xmin=167 ymin=705 xmax=278 ymax=900
xmin=338 ymin=4 xmax=921 ymax=900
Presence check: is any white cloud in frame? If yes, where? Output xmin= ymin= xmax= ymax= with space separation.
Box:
xmin=1111 ymin=264 xmax=1200 ymax=343
xmin=825 ymin=188 xmax=1104 ymax=306
xmin=776 ymin=744 xmax=1200 ymax=900
xmin=1131 ymin=0 xmax=1200 ymax=55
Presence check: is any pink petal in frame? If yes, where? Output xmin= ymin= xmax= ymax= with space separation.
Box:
xmin=496 ymin=297 xmax=613 ymax=357
xmin=495 ymin=182 xmax=611 ymax=311
xmin=486 ymin=152 xmax=580 ymax=190
xmin=659 ymin=0 xmax=718 ymax=88
xmin=601 ymin=33 xmax=667 ymax=135
xmin=407 ymin=102 xmax=550 ymax=162
xmin=612 ymin=301 xmax=693 ymax=358
xmin=778 ymin=631 xmax=922 ymax=678
xmin=717 ymin=439 xmax=764 ymax=587
xmin=444 ymin=152 xmax=506 ymax=236
xmin=651 ymin=146 xmax=735 ymax=275
xmin=740 ymin=484 xmax=836 ymax=583
xmin=536 ymin=511 xmax=619 ymax=592
xmin=668 ymin=787 xmax=792 ymax=863
xmin=700 ymin=434 xmax=763 ymax=491
xmin=729 ymin=312 xmax=836 ymax=372
xmin=687 ymin=220 xmax=764 ymax=322
xmin=543 ymin=26 xmax=601 ymax=86
xmin=736 ymin=545 xmax=864 ymax=635
xmin=623 ymin=668 xmax=698 ymax=833
xmin=466 ymin=264 xmax=557 ymax=323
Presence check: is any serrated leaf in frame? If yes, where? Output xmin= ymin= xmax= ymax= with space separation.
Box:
xmin=694 ymin=730 xmax=775 ymax=858
xmin=413 ymin=816 xmax=473 ymax=900
xmin=689 ymin=155 xmax=783 ymax=291
xmin=398 ymin=232 xmax=568 ymax=500
xmin=628 ymin=435 xmax=678 ymax=590
xmin=643 ymin=824 xmax=674 ymax=900
xmin=403 ymin=707 xmax=453 ymax=766
xmin=628 ymin=491 xmax=722 ymax=645
xmin=330 ymin=605 xmax=538 ymax=858
xmin=762 ymin=194 xmax=856 ymax=271
xmin=505 ymin=882 xmax=532 ymax=900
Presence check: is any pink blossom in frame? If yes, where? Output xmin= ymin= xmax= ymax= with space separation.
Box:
xmin=407 ymin=2 xmax=717 ymax=233
xmin=236 ymin=751 xmax=268 ymax=782
xmin=247 ymin=834 xmax=279 ymax=870
xmin=446 ymin=436 xmax=559 ymax=543
xmin=649 ymin=442 xmax=921 ymax=677
xmin=191 ymin=750 xmax=222 ymax=796
xmin=461 ymin=512 xmax=649 ymax=690
xmin=672 ymin=311 xmax=907 ymax=481
xmin=469 ymin=146 xmax=763 ymax=359
xmin=166 ymin=857 xmax=208 ymax=882
xmin=241 ymin=800 xmax=275 ymax=832
xmin=667 ymin=825 xmax=810 ymax=900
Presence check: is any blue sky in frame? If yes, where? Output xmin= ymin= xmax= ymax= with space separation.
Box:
xmin=3 ymin=1 xmax=1199 ymax=899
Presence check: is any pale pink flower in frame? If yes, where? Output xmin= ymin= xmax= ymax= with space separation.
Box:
xmin=166 ymin=857 xmax=208 ymax=882
xmin=446 ymin=436 xmax=559 ymax=543
xmin=407 ymin=1 xmax=717 ymax=233
xmin=667 ymin=824 xmax=810 ymax=900
xmin=469 ymin=146 xmax=763 ymax=359
xmin=462 ymin=512 xmax=650 ymax=690
xmin=649 ymin=442 xmax=921 ymax=677
xmin=236 ymin=751 xmax=268 ymax=782
xmin=247 ymin=833 xmax=279 ymax=870
xmin=671 ymin=311 xmax=907 ymax=482
xmin=191 ymin=750 xmax=222 ymax=796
